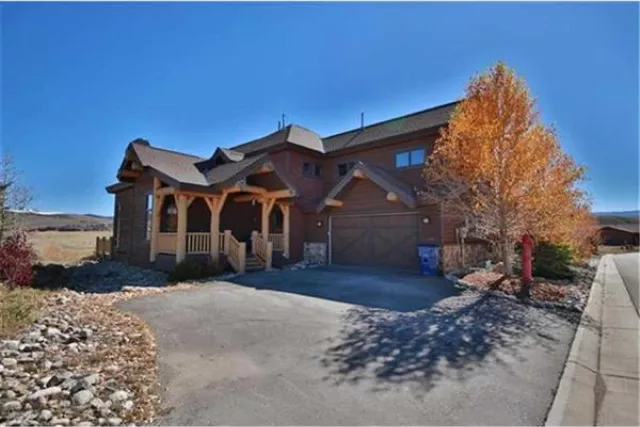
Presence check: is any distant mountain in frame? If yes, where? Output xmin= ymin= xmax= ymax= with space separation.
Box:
xmin=594 ymin=210 xmax=639 ymax=218
xmin=7 ymin=210 xmax=113 ymax=232
xmin=595 ymin=210 xmax=639 ymax=226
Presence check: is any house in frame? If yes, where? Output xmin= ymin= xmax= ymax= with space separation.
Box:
xmin=106 ymin=100 xmax=486 ymax=273
xmin=598 ymin=225 xmax=639 ymax=246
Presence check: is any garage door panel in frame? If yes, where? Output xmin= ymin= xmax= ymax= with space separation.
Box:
xmin=331 ymin=214 xmax=418 ymax=270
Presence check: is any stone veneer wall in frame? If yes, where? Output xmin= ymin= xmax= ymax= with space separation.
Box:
xmin=441 ymin=243 xmax=493 ymax=273
xmin=303 ymin=242 xmax=327 ymax=265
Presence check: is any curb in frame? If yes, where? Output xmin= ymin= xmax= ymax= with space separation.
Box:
xmin=544 ymin=256 xmax=606 ymax=426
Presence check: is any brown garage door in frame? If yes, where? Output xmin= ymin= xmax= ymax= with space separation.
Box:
xmin=331 ymin=213 xmax=419 ymax=270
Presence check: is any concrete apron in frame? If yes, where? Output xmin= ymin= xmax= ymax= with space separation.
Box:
xmin=545 ymin=255 xmax=639 ymax=426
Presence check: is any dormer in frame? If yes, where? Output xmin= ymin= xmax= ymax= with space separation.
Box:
xmin=195 ymin=147 xmax=245 ymax=172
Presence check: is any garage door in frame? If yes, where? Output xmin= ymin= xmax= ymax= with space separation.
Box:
xmin=331 ymin=213 xmax=418 ymax=270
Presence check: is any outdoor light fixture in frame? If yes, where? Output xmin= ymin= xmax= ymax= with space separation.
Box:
xmin=422 ymin=217 xmax=430 ymax=224
xmin=166 ymin=204 xmax=177 ymax=215
xmin=317 ymin=220 xmax=323 ymax=228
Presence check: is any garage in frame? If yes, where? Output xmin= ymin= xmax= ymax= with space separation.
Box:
xmin=330 ymin=213 xmax=419 ymax=270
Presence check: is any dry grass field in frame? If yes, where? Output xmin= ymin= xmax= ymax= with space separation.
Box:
xmin=29 ymin=230 xmax=111 ymax=265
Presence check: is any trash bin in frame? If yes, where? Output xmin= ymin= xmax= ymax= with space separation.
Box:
xmin=417 ymin=243 xmax=439 ymax=276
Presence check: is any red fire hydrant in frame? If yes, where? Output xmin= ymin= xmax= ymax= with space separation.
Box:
xmin=521 ymin=234 xmax=533 ymax=298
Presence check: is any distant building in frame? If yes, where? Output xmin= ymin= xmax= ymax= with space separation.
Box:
xmin=598 ymin=225 xmax=639 ymax=246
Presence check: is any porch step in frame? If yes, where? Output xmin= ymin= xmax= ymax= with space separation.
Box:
xmin=245 ymin=255 xmax=265 ymax=272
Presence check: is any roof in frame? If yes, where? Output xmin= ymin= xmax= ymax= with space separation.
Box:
xmin=203 ymin=154 xmax=269 ymax=186
xmin=599 ymin=224 xmax=640 ymax=234
xmin=230 ymin=101 xmax=458 ymax=155
xmin=322 ymin=101 xmax=459 ymax=152
xmin=316 ymin=161 xmax=416 ymax=212
xmin=105 ymin=182 xmax=133 ymax=194
xmin=217 ymin=148 xmax=245 ymax=162
xmin=232 ymin=124 xmax=324 ymax=154
xmin=130 ymin=142 xmax=209 ymax=186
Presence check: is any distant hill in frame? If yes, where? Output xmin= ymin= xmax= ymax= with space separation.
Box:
xmin=595 ymin=210 xmax=639 ymax=226
xmin=8 ymin=210 xmax=113 ymax=232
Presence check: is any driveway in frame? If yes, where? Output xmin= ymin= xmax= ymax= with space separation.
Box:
xmin=120 ymin=266 xmax=576 ymax=425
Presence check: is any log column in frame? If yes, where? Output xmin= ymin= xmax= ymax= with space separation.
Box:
xmin=149 ymin=178 xmax=163 ymax=263
xmin=205 ymin=193 xmax=227 ymax=263
xmin=278 ymin=203 xmax=290 ymax=258
xmin=176 ymin=194 xmax=188 ymax=263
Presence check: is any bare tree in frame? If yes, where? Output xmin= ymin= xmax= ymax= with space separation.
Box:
xmin=0 ymin=154 xmax=33 ymax=241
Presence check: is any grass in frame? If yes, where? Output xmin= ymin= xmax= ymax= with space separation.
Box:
xmin=28 ymin=230 xmax=111 ymax=265
xmin=0 ymin=286 xmax=47 ymax=339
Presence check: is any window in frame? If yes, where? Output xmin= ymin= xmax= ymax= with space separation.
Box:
xmin=303 ymin=161 xmax=322 ymax=178
xmin=337 ymin=161 xmax=356 ymax=177
xmin=145 ymin=193 xmax=153 ymax=240
xmin=395 ymin=148 xmax=426 ymax=168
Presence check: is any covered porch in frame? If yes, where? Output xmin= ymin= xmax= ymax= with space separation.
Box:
xmin=148 ymin=157 xmax=296 ymax=274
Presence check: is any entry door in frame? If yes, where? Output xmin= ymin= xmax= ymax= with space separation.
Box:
xmin=331 ymin=213 xmax=419 ymax=270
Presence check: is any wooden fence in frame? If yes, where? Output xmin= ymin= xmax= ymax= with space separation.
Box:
xmin=95 ymin=236 xmax=113 ymax=258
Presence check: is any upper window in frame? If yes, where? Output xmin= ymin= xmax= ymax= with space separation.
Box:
xmin=303 ymin=161 xmax=322 ymax=178
xmin=337 ymin=161 xmax=356 ymax=177
xmin=395 ymin=148 xmax=425 ymax=168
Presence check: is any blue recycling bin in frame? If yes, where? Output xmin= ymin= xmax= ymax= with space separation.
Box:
xmin=417 ymin=243 xmax=439 ymax=276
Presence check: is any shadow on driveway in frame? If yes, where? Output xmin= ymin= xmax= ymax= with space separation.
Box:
xmin=228 ymin=265 xmax=459 ymax=312
xmin=321 ymin=292 xmax=566 ymax=394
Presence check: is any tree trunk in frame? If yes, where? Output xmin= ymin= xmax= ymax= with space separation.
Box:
xmin=501 ymin=231 xmax=513 ymax=276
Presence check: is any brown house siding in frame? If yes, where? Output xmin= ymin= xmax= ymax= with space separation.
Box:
xmin=599 ymin=227 xmax=640 ymax=246
xmin=112 ymin=172 xmax=153 ymax=268
xmin=324 ymin=132 xmax=437 ymax=193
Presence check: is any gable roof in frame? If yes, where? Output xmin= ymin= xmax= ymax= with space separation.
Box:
xmin=129 ymin=142 xmax=209 ymax=186
xmin=316 ymin=161 xmax=416 ymax=212
xmin=232 ymin=124 xmax=324 ymax=154
xmin=322 ymin=101 xmax=459 ymax=152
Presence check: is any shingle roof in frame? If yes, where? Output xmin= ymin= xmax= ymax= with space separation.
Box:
xmin=232 ymin=124 xmax=324 ymax=154
xmin=600 ymin=224 xmax=640 ymax=234
xmin=322 ymin=101 xmax=459 ymax=152
xmin=131 ymin=142 xmax=209 ymax=186
xmin=229 ymin=101 xmax=458 ymax=155
xmin=218 ymin=148 xmax=245 ymax=162
xmin=203 ymin=154 xmax=269 ymax=186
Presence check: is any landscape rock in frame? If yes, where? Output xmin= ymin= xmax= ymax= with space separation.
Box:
xmin=2 ymin=400 xmax=21 ymax=411
xmin=39 ymin=409 xmax=53 ymax=421
xmin=1 ymin=358 xmax=17 ymax=369
xmin=71 ymin=389 xmax=93 ymax=406
xmin=108 ymin=390 xmax=128 ymax=403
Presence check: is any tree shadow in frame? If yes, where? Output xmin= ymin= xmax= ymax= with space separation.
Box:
xmin=320 ymin=292 xmax=570 ymax=394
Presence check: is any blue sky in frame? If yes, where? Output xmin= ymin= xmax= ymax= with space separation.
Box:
xmin=1 ymin=2 xmax=638 ymax=216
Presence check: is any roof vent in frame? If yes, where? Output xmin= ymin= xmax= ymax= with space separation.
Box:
xmin=131 ymin=138 xmax=150 ymax=146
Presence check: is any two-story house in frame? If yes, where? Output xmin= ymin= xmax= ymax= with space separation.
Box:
xmin=106 ymin=100 xmax=484 ymax=273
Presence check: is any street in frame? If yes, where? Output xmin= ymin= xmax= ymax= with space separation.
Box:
xmin=613 ymin=252 xmax=640 ymax=315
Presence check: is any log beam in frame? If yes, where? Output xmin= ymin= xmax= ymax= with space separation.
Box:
xmin=325 ymin=198 xmax=343 ymax=208
xmin=386 ymin=192 xmax=398 ymax=202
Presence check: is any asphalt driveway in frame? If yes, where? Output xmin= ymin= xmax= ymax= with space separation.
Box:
xmin=120 ymin=266 xmax=576 ymax=425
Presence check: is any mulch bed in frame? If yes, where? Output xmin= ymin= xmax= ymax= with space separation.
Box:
xmin=460 ymin=271 xmax=577 ymax=302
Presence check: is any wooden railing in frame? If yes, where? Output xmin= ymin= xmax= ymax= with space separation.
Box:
xmin=268 ymin=233 xmax=286 ymax=252
xmin=157 ymin=233 xmax=177 ymax=254
xmin=218 ymin=232 xmax=225 ymax=254
xmin=225 ymin=230 xmax=246 ymax=274
xmin=255 ymin=233 xmax=273 ymax=271
xmin=187 ymin=232 xmax=210 ymax=254
xmin=95 ymin=236 xmax=112 ymax=258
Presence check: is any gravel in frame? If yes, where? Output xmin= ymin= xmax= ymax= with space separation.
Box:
xmin=1 ymin=260 xmax=197 ymax=426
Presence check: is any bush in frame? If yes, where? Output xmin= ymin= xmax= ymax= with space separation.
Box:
xmin=168 ymin=258 xmax=224 ymax=282
xmin=532 ymin=242 xmax=575 ymax=280
xmin=31 ymin=263 xmax=69 ymax=289
xmin=0 ymin=286 xmax=44 ymax=338
xmin=0 ymin=231 xmax=37 ymax=288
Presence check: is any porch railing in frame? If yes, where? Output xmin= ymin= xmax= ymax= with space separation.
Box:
xmin=187 ymin=232 xmax=210 ymax=254
xmin=225 ymin=231 xmax=246 ymax=274
xmin=268 ymin=233 xmax=286 ymax=252
xmin=254 ymin=233 xmax=273 ymax=270
xmin=218 ymin=232 xmax=225 ymax=254
xmin=157 ymin=232 xmax=177 ymax=254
